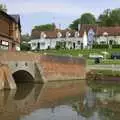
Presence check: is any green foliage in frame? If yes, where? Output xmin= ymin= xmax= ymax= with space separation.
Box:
xmin=33 ymin=24 xmax=55 ymax=31
xmin=98 ymin=9 xmax=112 ymax=26
xmin=55 ymin=42 xmax=61 ymax=50
xmin=92 ymin=44 xmax=109 ymax=49
xmin=112 ymin=44 xmax=120 ymax=48
xmin=98 ymin=8 xmax=120 ymax=26
xmin=0 ymin=4 xmax=7 ymax=12
xmin=69 ymin=18 xmax=80 ymax=30
xmin=21 ymin=34 xmax=31 ymax=42
xmin=69 ymin=13 xmax=96 ymax=30
xmin=20 ymin=42 xmax=31 ymax=51
xmin=69 ymin=8 xmax=120 ymax=29
xmin=110 ymin=8 xmax=120 ymax=26
xmin=55 ymin=42 xmax=66 ymax=50
xmin=80 ymin=13 xmax=96 ymax=24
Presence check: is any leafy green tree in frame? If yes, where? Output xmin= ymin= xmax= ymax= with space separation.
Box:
xmin=20 ymin=34 xmax=31 ymax=51
xmin=80 ymin=13 xmax=96 ymax=24
xmin=69 ymin=13 xmax=96 ymax=30
xmin=33 ymin=24 xmax=55 ymax=31
xmin=21 ymin=34 xmax=31 ymax=42
xmin=69 ymin=18 xmax=80 ymax=30
xmin=20 ymin=42 xmax=31 ymax=51
xmin=109 ymin=8 xmax=120 ymax=26
xmin=98 ymin=8 xmax=120 ymax=26
xmin=0 ymin=4 xmax=7 ymax=12
xmin=98 ymin=9 xmax=112 ymax=26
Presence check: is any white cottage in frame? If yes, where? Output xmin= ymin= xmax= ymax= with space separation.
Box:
xmin=79 ymin=24 xmax=120 ymax=46
xmin=29 ymin=24 xmax=120 ymax=50
xmin=96 ymin=27 xmax=120 ymax=45
xmin=29 ymin=28 xmax=83 ymax=50
xmin=29 ymin=30 xmax=59 ymax=50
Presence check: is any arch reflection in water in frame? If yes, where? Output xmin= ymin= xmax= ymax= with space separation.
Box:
xmin=0 ymin=81 xmax=120 ymax=120
xmin=0 ymin=84 xmax=43 ymax=120
xmin=12 ymin=70 xmax=34 ymax=83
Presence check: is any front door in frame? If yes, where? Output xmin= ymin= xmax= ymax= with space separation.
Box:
xmin=73 ymin=42 xmax=75 ymax=49
xmin=37 ymin=42 xmax=40 ymax=49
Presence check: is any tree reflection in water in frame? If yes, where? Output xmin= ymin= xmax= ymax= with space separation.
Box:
xmin=71 ymin=82 xmax=120 ymax=120
xmin=0 ymin=81 xmax=120 ymax=120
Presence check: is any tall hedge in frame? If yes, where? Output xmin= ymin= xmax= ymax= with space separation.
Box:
xmin=92 ymin=44 xmax=109 ymax=49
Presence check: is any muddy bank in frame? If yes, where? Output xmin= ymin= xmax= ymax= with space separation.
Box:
xmin=86 ymin=69 xmax=120 ymax=82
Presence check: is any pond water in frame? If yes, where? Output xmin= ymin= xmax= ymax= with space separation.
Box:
xmin=0 ymin=80 xmax=120 ymax=120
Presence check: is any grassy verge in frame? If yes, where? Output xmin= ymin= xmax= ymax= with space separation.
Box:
xmin=37 ymin=49 xmax=120 ymax=65
xmin=38 ymin=48 xmax=120 ymax=58
xmin=87 ymin=59 xmax=120 ymax=65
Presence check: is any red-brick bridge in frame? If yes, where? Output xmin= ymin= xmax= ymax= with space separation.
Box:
xmin=0 ymin=52 xmax=86 ymax=89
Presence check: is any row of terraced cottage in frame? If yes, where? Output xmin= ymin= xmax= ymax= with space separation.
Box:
xmin=29 ymin=24 xmax=120 ymax=50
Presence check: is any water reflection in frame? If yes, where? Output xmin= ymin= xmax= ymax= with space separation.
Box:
xmin=0 ymin=80 xmax=120 ymax=120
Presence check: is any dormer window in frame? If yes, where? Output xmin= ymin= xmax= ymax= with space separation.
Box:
xmin=75 ymin=31 xmax=79 ymax=38
xmin=57 ymin=32 xmax=62 ymax=38
xmin=66 ymin=31 xmax=71 ymax=38
xmin=41 ymin=32 xmax=46 ymax=39
xmin=103 ymin=32 xmax=108 ymax=36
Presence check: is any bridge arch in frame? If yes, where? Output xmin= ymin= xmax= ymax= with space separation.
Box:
xmin=12 ymin=70 xmax=34 ymax=83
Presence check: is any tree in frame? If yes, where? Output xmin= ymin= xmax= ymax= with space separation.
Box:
xmin=69 ymin=18 xmax=80 ymax=30
xmin=98 ymin=8 xmax=120 ymax=26
xmin=80 ymin=13 xmax=96 ymax=24
xmin=69 ymin=13 xmax=96 ymax=30
xmin=21 ymin=34 xmax=31 ymax=42
xmin=33 ymin=23 xmax=55 ymax=31
xmin=20 ymin=34 xmax=31 ymax=51
xmin=109 ymin=8 xmax=120 ymax=26
xmin=98 ymin=9 xmax=112 ymax=26
xmin=0 ymin=4 xmax=7 ymax=12
xmin=20 ymin=42 xmax=31 ymax=51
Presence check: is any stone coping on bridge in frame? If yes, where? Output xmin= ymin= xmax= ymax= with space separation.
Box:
xmin=0 ymin=51 xmax=40 ymax=61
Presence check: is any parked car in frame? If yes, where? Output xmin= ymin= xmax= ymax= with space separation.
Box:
xmin=89 ymin=54 xmax=104 ymax=59
xmin=111 ymin=53 xmax=120 ymax=59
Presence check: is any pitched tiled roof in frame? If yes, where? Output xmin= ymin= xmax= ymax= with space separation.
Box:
xmin=10 ymin=15 xmax=21 ymax=31
xmin=79 ymin=24 xmax=98 ymax=37
xmin=31 ymin=29 xmax=76 ymax=39
xmin=31 ymin=29 xmax=58 ymax=39
xmin=96 ymin=27 xmax=120 ymax=36
xmin=45 ymin=31 xmax=57 ymax=38
xmin=31 ymin=24 xmax=120 ymax=39
xmin=0 ymin=11 xmax=21 ymax=31
xmin=0 ymin=11 xmax=16 ymax=22
xmin=79 ymin=24 xmax=120 ymax=36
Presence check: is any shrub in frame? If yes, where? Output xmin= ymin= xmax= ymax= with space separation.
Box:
xmin=55 ymin=42 xmax=61 ymax=49
xmin=92 ymin=44 xmax=109 ymax=49
xmin=20 ymin=42 xmax=31 ymax=51
xmin=112 ymin=45 xmax=120 ymax=48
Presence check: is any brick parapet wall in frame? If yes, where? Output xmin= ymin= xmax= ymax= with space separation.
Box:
xmin=39 ymin=55 xmax=86 ymax=81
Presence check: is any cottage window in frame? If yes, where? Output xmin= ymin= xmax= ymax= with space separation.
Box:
xmin=77 ymin=41 xmax=81 ymax=45
xmin=100 ymin=41 xmax=106 ymax=44
xmin=0 ymin=45 xmax=8 ymax=50
xmin=109 ymin=40 xmax=113 ymax=45
xmin=41 ymin=42 xmax=45 ymax=46
xmin=32 ymin=43 xmax=36 ymax=46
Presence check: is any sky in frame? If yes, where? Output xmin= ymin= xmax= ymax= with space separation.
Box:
xmin=0 ymin=0 xmax=120 ymax=34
